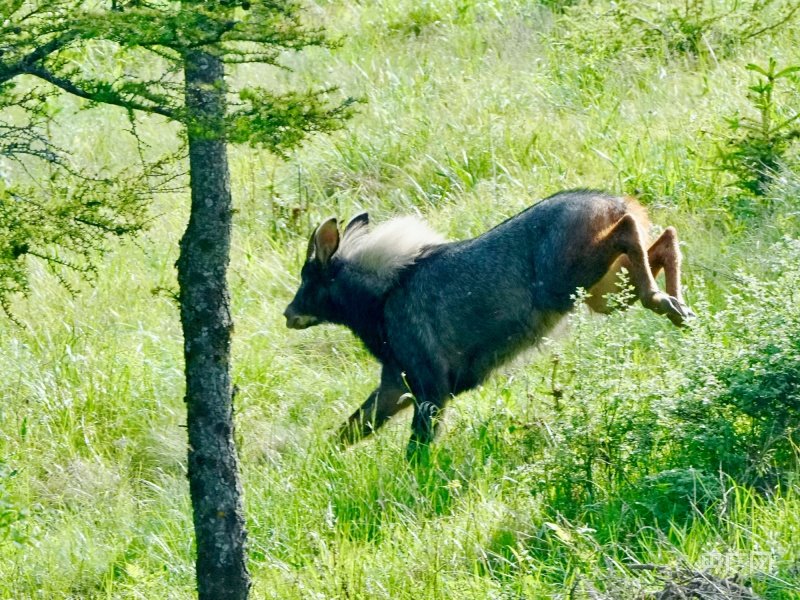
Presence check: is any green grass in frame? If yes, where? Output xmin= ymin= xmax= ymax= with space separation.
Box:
xmin=3 ymin=0 xmax=800 ymax=597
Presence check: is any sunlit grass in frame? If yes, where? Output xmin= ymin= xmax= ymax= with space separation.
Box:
xmin=2 ymin=0 xmax=800 ymax=597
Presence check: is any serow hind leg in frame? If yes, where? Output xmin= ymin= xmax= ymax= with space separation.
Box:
xmin=597 ymin=214 xmax=694 ymax=326
xmin=646 ymin=226 xmax=688 ymax=305
xmin=643 ymin=225 xmax=695 ymax=322
xmin=587 ymin=225 xmax=694 ymax=318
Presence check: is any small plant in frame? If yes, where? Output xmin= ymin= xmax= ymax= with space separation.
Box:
xmin=717 ymin=59 xmax=800 ymax=197
xmin=0 ymin=462 xmax=26 ymax=547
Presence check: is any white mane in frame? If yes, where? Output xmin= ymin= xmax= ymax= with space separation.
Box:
xmin=338 ymin=215 xmax=446 ymax=279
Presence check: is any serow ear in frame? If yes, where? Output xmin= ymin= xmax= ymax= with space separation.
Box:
xmin=344 ymin=212 xmax=369 ymax=236
xmin=313 ymin=217 xmax=339 ymax=265
xmin=306 ymin=227 xmax=317 ymax=261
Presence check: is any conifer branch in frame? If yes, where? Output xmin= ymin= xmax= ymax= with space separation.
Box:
xmin=21 ymin=64 xmax=178 ymax=119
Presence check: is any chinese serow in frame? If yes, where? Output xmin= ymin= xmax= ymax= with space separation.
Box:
xmin=284 ymin=189 xmax=694 ymax=458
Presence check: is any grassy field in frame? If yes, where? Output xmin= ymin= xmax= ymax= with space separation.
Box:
xmin=2 ymin=0 xmax=800 ymax=597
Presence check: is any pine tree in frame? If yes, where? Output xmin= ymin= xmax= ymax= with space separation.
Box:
xmin=0 ymin=2 xmax=352 ymax=597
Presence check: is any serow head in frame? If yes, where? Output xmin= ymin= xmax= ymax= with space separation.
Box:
xmin=284 ymin=213 xmax=368 ymax=330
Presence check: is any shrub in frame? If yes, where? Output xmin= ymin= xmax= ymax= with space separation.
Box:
xmin=667 ymin=239 xmax=800 ymax=487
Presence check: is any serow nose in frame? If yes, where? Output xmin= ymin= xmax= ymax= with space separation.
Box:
xmin=284 ymin=305 xmax=311 ymax=329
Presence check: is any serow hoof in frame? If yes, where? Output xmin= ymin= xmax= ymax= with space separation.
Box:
xmin=654 ymin=293 xmax=696 ymax=327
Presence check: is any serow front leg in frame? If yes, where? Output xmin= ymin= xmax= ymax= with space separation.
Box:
xmin=406 ymin=399 xmax=443 ymax=462
xmin=337 ymin=372 xmax=412 ymax=446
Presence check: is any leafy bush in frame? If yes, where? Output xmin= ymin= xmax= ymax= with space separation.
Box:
xmin=668 ymin=239 xmax=800 ymax=487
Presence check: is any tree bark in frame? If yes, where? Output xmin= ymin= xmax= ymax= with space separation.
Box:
xmin=178 ymin=48 xmax=250 ymax=600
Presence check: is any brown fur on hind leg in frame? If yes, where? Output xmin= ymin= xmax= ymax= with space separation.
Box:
xmin=646 ymin=226 xmax=684 ymax=302
xmin=588 ymin=225 xmax=686 ymax=312
xmin=587 ymin=213 xmax=693 ymax=326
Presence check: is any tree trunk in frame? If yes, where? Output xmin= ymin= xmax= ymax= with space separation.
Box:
xmin=177 ymin=48 xmax=250 ymax=600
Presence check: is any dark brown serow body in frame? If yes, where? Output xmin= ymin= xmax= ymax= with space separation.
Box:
xmin=284 ymin=190 xmax=694 ymax=458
